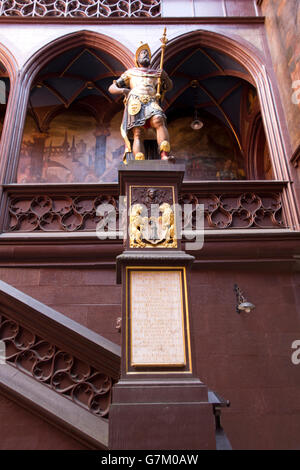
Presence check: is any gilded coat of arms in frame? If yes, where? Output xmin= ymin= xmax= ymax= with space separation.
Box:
xmin=129 ymin=202 xmax=177 ymax=248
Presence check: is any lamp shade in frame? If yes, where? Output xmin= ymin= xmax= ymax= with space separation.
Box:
xmin=190 ymin=119 xmax=204 ymax=130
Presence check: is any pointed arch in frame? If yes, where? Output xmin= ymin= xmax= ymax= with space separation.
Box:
xmin=22 ymin=30 xmax=134 ymax=85
xmin=152 ymin=29 xmax=299 ymax=228
xmin=1 ymin=30 xmax=134 ymax=184
xmin=0 ymin=42 xmax=18 ymax=84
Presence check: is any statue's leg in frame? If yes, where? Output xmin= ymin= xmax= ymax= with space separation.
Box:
xmin=132 ymin=126 xmax=145 ymax=160
xmin=150 ymin=115 xmax=173 ymax=160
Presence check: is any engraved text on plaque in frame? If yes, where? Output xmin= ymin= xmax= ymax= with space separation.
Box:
xmin=130 ymin=270 xmax=186 ymax=367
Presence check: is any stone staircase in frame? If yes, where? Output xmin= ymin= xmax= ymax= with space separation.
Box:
xmin=0 ymin=280 xmax=121 ymax=449
xmin=0 ymin=279 xmax=232 ymax=450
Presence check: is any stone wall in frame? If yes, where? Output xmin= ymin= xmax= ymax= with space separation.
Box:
xmin=261 ymin=0 xmax=300 ymax=154
xmin=0 ymin=263 xmax=299 ymax=449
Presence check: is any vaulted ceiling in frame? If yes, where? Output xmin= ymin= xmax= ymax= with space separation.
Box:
xmin=164 ymin=45 xmax=252 ymax=151
xmin=30 ymin=46 xmax=125 ymax=129
xmin=30 ymin=44 xmax=253 ymax=150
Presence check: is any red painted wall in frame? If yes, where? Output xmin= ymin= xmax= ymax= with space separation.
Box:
xmin=0 ymin=393 xmax=87 ymax=450
xmin=190 ymin=263 xmax=300 ymax=450
xmin=0 ymin=263 xmax=299 ymax=449
xmin=0 ymin=266 xmax=121 ymax=345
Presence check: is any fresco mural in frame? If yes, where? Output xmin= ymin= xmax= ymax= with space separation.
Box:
xmin=263 ymin=141 xmax=274 ymax=180
xmin=168 ymin=115 xmax=246 ymax=181
xmin=17 ymin=109 xmax=125 ymax=184
xmin=17 ymin=110 xmax=247 ymax=183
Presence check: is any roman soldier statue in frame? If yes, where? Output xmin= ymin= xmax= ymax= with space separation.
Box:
xmin=108 ymin=40 xmax=173 ymax=163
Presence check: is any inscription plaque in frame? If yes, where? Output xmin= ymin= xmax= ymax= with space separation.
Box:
xmin=130 ymin=270 xmax=186 ymax=367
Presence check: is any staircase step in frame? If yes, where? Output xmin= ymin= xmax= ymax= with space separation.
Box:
xmin=0 ymin=279 xmax=121 ymax=449
xmin=0 ymin=365 xmax=108 ymax=449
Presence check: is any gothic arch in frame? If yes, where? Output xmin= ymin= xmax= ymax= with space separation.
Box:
xmin=152 ymin=30 xmax=262 ymax=83
xmin=0 ymin=42 xmax=19 ymax=182
xmin=152 ymin=29 xmax=299 ymax=228
xmin=23 ymin=29 xmax=134 ymax=81
xmin=2 ymin=30 xmax=133 ymax=183
xmin=0 ymin=42 xmax=18 ymax=84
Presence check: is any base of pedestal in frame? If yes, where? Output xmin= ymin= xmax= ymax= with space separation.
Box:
xmin=109 ymin=380 xmax=216 ymax=450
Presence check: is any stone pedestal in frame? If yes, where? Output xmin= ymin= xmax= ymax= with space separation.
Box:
xmin=109 ymin=161 xmax=216 ymax=450
xmin=109 ymin=379 xmax=215 ymax=450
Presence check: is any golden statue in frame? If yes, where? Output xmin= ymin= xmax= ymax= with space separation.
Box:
xmin=129 ymin=204 xmax=147 ymax=248
xmin=108 ymin=30 xmax=173 ymax=163
xmin=129 ymin=202 xmax=177 ymax=248
xmin=159 ymin=202 xmax=176 ymax=247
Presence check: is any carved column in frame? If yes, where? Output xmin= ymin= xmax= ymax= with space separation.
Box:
xmin=109 ymin=161 xmax=216 ymax=450
xmin=0 ymin=74 xmax=24 ymax=232
xmin=0 ymin=64 xmax=20 ymax=186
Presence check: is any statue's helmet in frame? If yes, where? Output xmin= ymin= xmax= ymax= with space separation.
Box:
xmin=135 ymin=42 xmax=151 ymax=67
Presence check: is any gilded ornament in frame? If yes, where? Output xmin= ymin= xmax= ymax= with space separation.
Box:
xmin=140 ymin=95 xmax=150 ymax=104
xmin=159 ymin=140 xmax=171 ymax=153
xmin=129 ymin=204 xmax=147 ymax=248
xmin=135 ymin=152 xmax=145 ymax=160
xmin=128 ymin=97 xmax=142 ymax=116
xmin=158 ymin=202 xmax=177 ymax=248
xmin=135 ymin=42 xmax=152 ymax=67
xmin=129 ymin=202 xmax=177 ymax=248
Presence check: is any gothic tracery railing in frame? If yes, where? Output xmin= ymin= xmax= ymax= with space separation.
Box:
xmin=0 ymin=0 xmax=161 ymax=17
xmin=179 ymin=191 xmax=284 ymax=230
xmin=0 ymin=312 xmax=114 ymax=417
xmin=4 ymin=181 xmax=287 ymax=233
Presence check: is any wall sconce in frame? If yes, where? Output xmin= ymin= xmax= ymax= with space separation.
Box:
xmin=234 ymin=284 xmax=255 ymax=313
xmin=115 ymin=317 xmax=122 ymax=332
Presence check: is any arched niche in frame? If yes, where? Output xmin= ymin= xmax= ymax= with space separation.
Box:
xmin=152 ymin=30 xmax=289 ymax=181
xmin=15 ymin=31 xmax=133 ymax=184
xmin=151 ymin=30 xmax=278 ymax=182
xmin=0 ymin=43 xmax=17 ymax=170
xmin=167 ymin=109 xmax=245 ymax=181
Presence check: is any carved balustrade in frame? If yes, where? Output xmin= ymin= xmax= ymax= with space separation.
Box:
xmin=3 ymin=181 xmax=287 ymax=234
xmin=0 ymin=279 xmax=121 ymax=419
xmin=179 ymin=183 xmax=285 ymax=230
xmin=0 ymin=0 xmax=161 ymax=17
xmin=0 ymin=312 xmax=115 ymax=417
xmin=7 ymin=193 xmax=120 ymax=232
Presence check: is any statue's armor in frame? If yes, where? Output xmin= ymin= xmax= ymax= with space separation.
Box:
xmin=125 ymin=70 xmax=159 ymax=98
xmin=115 ymin=67 xmax=166 ymax=130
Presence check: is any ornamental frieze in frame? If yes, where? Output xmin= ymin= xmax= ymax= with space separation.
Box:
xmin=6 ymin=189 xmax=285 ymax=233
xmin=0 ymin=0 xmax=161 ymax=17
